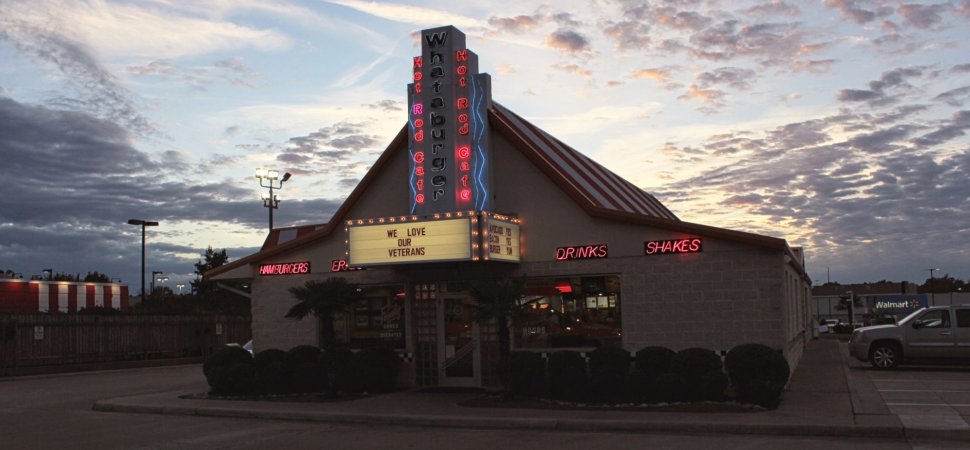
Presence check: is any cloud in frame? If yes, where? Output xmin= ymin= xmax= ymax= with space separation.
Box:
xmin=695 ymin=67 xmax=757 ymax=90
xmin=823 ymin=0 xmax=886 ymax=24
xmin=836 ymin=66 xmax=927 ymax=107
xmin=897 ymin=3 xmax=948 ymax=30
xmin=488 ymin=15 xmax=540 ymax=33
xmin=552 ymin=63 xmax=592 ymax=78
xmin=934 ymin=86 xmax=970 ymax=107
xmin=326 ymin=0 xmax=479 ymax=27
xmin=545 ymin=29 xmax=592 ymax=54
xmin=127 ymin=57 xmax=262 ymax=90
xmin=0 ymin=19 xmax=157 ymax=136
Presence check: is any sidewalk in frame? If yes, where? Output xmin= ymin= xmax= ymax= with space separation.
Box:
xmin=91 ymin=339 xmax=966 ymax=441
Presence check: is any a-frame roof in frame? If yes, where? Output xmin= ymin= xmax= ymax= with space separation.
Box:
xmin=207 ymin=103 xmax=796 ymax=279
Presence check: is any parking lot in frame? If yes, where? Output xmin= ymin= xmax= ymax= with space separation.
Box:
xmin=841 ymin=342 xmax=970 ymax=433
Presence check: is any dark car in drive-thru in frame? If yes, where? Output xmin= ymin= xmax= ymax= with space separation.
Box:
xmin=849 ymin=305 xmax=970 ymax=369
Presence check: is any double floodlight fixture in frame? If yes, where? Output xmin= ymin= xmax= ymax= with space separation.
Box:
xmin=255 ymin=167 xmax=292 ymax=232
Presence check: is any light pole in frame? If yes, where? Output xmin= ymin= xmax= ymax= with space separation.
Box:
xmin=176 ymin=283 xmax=185 ymax=294
xmin=151 ymin=271 xmax=163 ymax=297
xmin=42 ymin=268 xmax=53 ymax=281
xmin=127 ymin=219 xmax=159 ymax=300
xmin=255 ymin=168 xmax=291 ymax=232
xmin=926 ymin=268 xmax=940 ymax=306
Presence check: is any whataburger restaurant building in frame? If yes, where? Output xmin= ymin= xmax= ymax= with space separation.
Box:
xmin=208 ymin=26 xmax=813 ymax=388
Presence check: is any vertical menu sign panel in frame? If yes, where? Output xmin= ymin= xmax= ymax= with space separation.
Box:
xmin=408 ymin=26 xmax=493 ymax=215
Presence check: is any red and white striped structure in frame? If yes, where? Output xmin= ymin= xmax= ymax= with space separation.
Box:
xmin=0 ymin=279 xmax=129 ymax=314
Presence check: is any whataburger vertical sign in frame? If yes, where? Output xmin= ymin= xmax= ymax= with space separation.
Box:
xmin=408 ymin=26 xmax=493 ymax=215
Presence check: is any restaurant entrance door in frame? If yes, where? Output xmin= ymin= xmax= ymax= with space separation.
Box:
xmin=437 ymin=294 xmax=481 ymax=386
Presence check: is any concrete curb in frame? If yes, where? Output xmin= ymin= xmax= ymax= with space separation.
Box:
xmin=93 ymin=398 xmax=913 ymax=440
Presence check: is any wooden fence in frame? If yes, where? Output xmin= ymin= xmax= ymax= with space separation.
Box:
xmin=0 ymin=315 xmax=250 ymax=369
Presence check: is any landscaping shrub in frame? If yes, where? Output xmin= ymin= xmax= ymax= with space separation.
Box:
xmin=253 ymin=349 xmax=288 ymax=394
xmin=725 ymin=343 xmax=790 ymax=409
xmin=286 ymin=345 xmax=327 ymax=393
xmin=672 ymin=348 xmax=722 ymax=379
xmin=323 ymin=347 xmax=356 ymax=393
xmin=588 ymin=346 xmax=632 ymax=403
xmin=222 ymin=363 xmax=255 ymax=394
xmin=203 ymin=345 xmax=254 ymax=395
xmin=634 ymin=346 xmax=676 ymax=378
xmin=653 ymin=372 xmax=687 ymax=403
xmin=546 ymin=351 xmax=588 ymax=402
xmin=695 ymin=369 xmax=729 ymax=402
xmin=349 ymin=348 xmax=401 ymax=394
xmin=503 ymin=351 xmax=546 ymax=397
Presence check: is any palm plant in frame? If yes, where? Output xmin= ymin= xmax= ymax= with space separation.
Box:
xmin=285 ymin=277 xmax=360 ymax=349
xmin=468 ymin=277 xmax=533 ymax=363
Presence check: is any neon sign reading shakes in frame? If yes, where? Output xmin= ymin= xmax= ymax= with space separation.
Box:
xmin=644 ymin=238 xmax=703 ymax=255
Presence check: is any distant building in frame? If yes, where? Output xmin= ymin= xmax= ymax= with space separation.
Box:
xmin=0 ymin=279 xmax=129 ymax=314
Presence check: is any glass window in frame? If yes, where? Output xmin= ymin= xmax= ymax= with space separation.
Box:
xmin=349 ymin=286 xmax=406 ymax=349
xmin=956 ymin=309 xmax=970 ymax=328
xmin=516 ymin=276 xmax=621 ymax=348
xmin=916 ymin=310 xmax=950 ymax=329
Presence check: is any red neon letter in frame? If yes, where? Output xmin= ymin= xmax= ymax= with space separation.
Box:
xmin=413 ymin=152 xmax=424 ymax=163
xmin=458 ymin=123 xmax=469 ymax=135
xmin=414 ymin=129 xmax=423 ymax=142
xmin=457 ymin=65 xmax=467 ymax=75
xmin=458 ymin=113 xmax=468 ymax=123
xmin=413 ymin=56 xmax=423 ymax=68
xmin=414 ymin=118 xmax=424 ymax=128
xmin=456 ymin=98 xmax=468 ymax=109
xmin=457 ymin=146 xmax=470 ymax=159
xmin=413 ymin=71 xmax=422 ymax=81
xmin=415 ymin=193 xmax=425 ymax=204
xmin=456 ymin=49 xmax=468 ymax=61
xmin=412 ymin=103 xmax=423 ymax=115
xmin=460 ymin=189 xmax=471 ymax=200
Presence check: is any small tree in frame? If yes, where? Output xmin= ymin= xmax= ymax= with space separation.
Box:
xmin=469 ymin=277 xmax=530 ymax=363
xmin=285 ymin=278 xmax=360 ymax=350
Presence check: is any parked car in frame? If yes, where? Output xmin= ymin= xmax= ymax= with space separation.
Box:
xmin=849 ymin=305 xmax=970 ymax=369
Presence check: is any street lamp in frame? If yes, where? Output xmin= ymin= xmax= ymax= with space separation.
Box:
xmin=42 ymin=268 xmax=53 ymax=281
xmin=255 ymin=168 xmax=291 ymax=232
xmin=176 ymin=283 xmax=185 ymax=294
xmin=127 ymin=219 xmax=159 ymax=299
xmin=151 ymin=271 xmax=163 ymax=296
xmin=926 ymin=268 xmax=940 ymax=306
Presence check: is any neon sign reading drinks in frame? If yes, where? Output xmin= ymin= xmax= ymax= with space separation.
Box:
xmin=258 ymin=261 xmax=310 ymax=276
xmin=556 ymin=244 xmax=608 ymax=261
xmin=644 ymin=238 xmax=702 ymax=255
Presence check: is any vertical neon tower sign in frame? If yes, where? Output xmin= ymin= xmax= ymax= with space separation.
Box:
xmin=408 ymin=26 xmax=492 ymax=215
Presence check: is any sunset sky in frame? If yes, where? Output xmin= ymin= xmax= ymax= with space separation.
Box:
xmin=1 ymin=0 xmax=968 ymax=291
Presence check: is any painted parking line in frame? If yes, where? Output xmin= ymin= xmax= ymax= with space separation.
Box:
xmin=879 ymin=389 xmax=970 ymax=393
xmin=886 ymin=403 xmax=970 ymax=407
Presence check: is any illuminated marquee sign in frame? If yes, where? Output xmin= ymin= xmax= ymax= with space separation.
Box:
xmin=408 ymin=26 xmax=493 ymax=215
xmin=644 ymin=238 xmax=703 ymax=255
xmin=556 ymin=244 xmax=608 ymax=261
xmin=348 ymin=216 xmax=475 ymax=266
xmin=259 ymin=261 xmax=310 ymax=276
xmin=483 ymin=215 xmax=520 ymax=262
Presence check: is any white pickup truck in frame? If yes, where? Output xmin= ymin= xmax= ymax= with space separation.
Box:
xmin=849 ymin=305 xmax=970 ymax=369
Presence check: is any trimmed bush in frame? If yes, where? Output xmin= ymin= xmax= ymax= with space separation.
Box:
xmin=286 ymin=345 xmax=327 ymax=393
xmin=504 ymin=351 xmax=546 ymax=397
xmin=634 ymin=346 xmax=676 ymax=378
xmin=653 ymin=372 xmax=687 ymax=403
xmin=672 ymin=348 xmax=722 ymax=379
xmin=350 ymin=348 xmax=401 ymax=394
xmin=588 ymin=346 xmax=632 ymax=403
xmin=203 ymin=346 xmax=254 ymax=395
xmin=547 ymin=351 xmax=588 ymax=402
xmin=725 ymin=343 xmax=790 ymax=409
xmin=695 ymin=369 xmax=729 ymax=402
xmin=253 ymin=349 xmax=288 ymax=394
xmin=324 ymin=347 xmax=356 ymax=393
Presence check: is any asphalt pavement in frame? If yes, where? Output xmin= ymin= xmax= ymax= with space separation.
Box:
xmin=91 ymin=338 xmax=970 ymax=442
